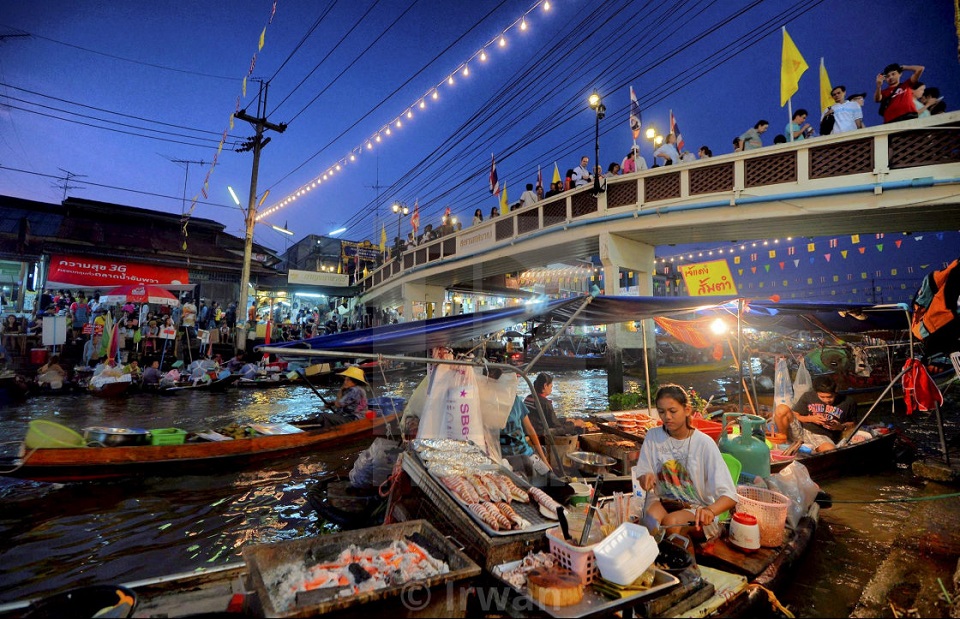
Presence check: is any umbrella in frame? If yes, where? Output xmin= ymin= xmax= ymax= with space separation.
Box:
xmin=99 ymin=284 xmax=180 ymax=307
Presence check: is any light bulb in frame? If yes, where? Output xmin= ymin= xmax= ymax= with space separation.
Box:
xmin=375 ymin=135 xmax=381 ymax=142
xmin=367 ymin=142 xmax=372 ymax=149
xmin=462 ymin=65 xmax=469 ymax=76
xmin=520 ymin=19 xmax=527 ymax=31
xmin=406 ymin=110 xmax=413 ymax=119
xmin=419 ymin=100 xmax=426 ymax=109
xmin=432 ymin=91 xmax=438 ymax=100
xmin=480 ymin=50 xmax=487 ymax=61
xmin=499 ymin=35 xmax=506 ymax=47
xmin=385 ymin=127 xmax=391 ymax=135
xmin=544 ymin=0 xmax=550 ymax=9
xmin=349 ymin=154 xmax=355 ymax=161
xmin=448 ymin=75 xmax=454 ymax=85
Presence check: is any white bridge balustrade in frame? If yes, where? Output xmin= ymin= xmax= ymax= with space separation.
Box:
xmin=359 ymin=113 xmax=960 ymax=307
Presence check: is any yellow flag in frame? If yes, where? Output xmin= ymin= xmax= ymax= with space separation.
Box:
xmin=552 ymin=162 xmax=561 ymax=185
xmin=500 ymin=182 xmax=509 ymax=213
xmin=229 ymin=113 xmax=235 ymax=130
xmin=380 ymin=224 xmax=387 ymax=252
xmin=242 ymin=76 xmax=247 ymax=97
xmin=259 ymin=27 xmax=266 ymax=51
xmin=819 ymin=58 xmax=833 ymax=114
xmin=780 ymin=27 xmax=808 ymax=107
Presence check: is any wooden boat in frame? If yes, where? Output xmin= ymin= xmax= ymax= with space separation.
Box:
xmin=770 ymin=430 xmax=898 ymax=481
xmin=1 ymin=413 xmax=398 ymax=483
xmin=306 ymin=476 xmax=388 ymax=529
xmin=162 ymin=372 xmax=241 ymax=393
xmin=87 ymin=380 xmax=132 ymax=398
xmin=235 ymin=375 xmax=299 ymax=389
xmin=651 ymin=359 xmax=733 ymax=376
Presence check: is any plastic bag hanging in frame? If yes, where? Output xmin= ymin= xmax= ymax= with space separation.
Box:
xmin=793 ymin=355 xmax=813 ymax=401
xmin=773 ymin=357 xmax=794 ymax=408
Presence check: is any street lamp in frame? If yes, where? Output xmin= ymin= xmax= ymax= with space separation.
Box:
xmin=391 ymin=201 xmax=409 ymax=241
xmin=588 ymin=91 xmax=606 ymax=195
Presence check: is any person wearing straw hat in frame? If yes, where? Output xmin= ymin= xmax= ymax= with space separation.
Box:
xmin=334 ymin=366 xmax=368 ymax=419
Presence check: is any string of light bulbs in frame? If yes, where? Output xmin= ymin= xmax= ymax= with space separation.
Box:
xmin=655 ymin=237 xmax=796 ymax=266
xmin=256 ymin=0 xmax=556 ymax=222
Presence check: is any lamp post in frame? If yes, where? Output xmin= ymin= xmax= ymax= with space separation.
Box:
xmin=588 ymin=91 xmax=606 ymax=195
xmin=391 ymin=201 xmax=409 ymax=241
xmin=645 ymin=127 xmax=663 ymax=166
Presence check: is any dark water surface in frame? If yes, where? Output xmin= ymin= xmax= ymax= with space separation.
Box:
xmin=0 ymin=369 xmax=956 ymax=617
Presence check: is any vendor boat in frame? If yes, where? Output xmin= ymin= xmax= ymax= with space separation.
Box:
xmin=1 ymin=413 xmax=398 ymax=483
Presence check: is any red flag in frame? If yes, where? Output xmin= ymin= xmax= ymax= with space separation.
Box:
xmin=411 ymin=200 xmax=420 ymax=234
xmin=489 ymin=154 xmax=499 ymax=195
xmin=669 ymin=110 xmax=685 ymax=151
xmin=444 ymin=206 xmax=451 ymax=218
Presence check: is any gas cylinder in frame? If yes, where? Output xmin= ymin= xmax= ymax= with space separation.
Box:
xmin=719 ymin=413 xmax=770 ymax=478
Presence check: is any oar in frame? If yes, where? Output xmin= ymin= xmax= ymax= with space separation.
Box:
xmin=297 ymin=368 xmax=335 ymax=409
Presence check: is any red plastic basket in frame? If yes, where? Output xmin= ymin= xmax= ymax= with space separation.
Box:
xmin=545 ymin=527 xmax=599 ymax=585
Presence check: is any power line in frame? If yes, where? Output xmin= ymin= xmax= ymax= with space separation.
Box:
xmin=0 ymin=24 xmax=239 ymax=81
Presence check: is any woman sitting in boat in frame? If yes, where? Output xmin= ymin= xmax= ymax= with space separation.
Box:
xmin=523 ymin=373 xmax=584 ymax=436
xmin=773 ymin=375 xmax=856 ymax=453
xmin=334 ymin=366 xmax=368 ymax=419
xmin=634 ymin=384 xmax=737 ymax=541
xmin=37 ymin=355 xmax=68 ymax=389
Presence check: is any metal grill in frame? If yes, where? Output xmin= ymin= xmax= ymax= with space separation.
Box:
xmin=414 ymin=248 xmax=426 ymax=264
xmin=810 ymin=138 xmax=874 ymax=178
xmin=690 ymin=163 xmax=734 ymax=195
xmin=644 ymin=172 xmax=681 ymax=202
xmin=373 ymin=270 xmax=381 ymax=286
xmin=541 ymin=200 xmax=566 ymax=228
xmin=745 ymin=152 xmax=797 ymax=187
xmin=607 ymin=179 xmax=638 ymax=207
xmin=495 ymin=218 xmax=513 ymax=241
xmin=517 ymin=209 xmax=539 ymax=234
xmin=571 ymin=191 xmax=598 ymax=218
xmin=889 ymin=127 xmax=960 ymax=169
xmin=403 ymin=253 xmax=414 ymax=269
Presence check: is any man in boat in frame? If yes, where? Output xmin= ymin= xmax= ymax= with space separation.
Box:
xmin=142 ymin=358 xmax=162 ymax=387
xmin=334 ymin=366 xmax=368 ymax=419
xmin=523 ymin=373 xmax=585 ymax=436
xmin=773 ymin=375 xmax=857 ymax=453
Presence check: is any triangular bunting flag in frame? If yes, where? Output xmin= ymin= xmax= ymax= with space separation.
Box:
xmin=895 ymin=240 xmax=902 ymax=248
xmin=779 ymin=262 xmax=785 ymax=270
xmin=793 ymin=259 xmax=800 ymax=267
xmin=876 ymin=244 xmax=883 ymax=252
xmin=841 ymin=250 xmax=848 ymax=259
xmin=858 ymin=247 xmax=866 ymax=254
xmin=824 ymin=254 xmax=831 ymax=262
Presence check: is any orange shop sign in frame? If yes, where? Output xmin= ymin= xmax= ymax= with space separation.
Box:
xmin=679 ymin=260 xmax=736 ymax=296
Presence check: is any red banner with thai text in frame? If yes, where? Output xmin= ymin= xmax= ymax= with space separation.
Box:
xmin=48 ymin=255 xmax=189 ymax=288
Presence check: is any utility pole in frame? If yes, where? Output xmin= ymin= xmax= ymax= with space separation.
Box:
xmin=166 ymin=157 xmax=207 ymax=214
xmin=54 ymin=168 xmax=86 ymax=201
xmin=364 ymin=154 xmax=387 ymax=243
xmin=233 ymin=81 xmax=287 ymax=352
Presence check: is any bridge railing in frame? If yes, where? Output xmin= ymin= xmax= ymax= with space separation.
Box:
xmin=359 ymin=113 xmax=960 ymax=294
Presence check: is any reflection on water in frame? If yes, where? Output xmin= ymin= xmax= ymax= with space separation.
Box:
xmin=0 ymin=369 xmax=956 ymax=617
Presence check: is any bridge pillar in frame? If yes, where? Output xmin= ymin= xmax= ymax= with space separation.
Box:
xmin=402 ymin=282 xmax=445 ymax=323
xmin=599 ymin=232 xmax=656 ymax=398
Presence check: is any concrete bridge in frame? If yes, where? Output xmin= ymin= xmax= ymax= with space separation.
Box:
xmin=357 ymin=113 xmax=960 ymax=387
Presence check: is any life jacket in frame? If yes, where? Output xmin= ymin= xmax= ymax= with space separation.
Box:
xmin=901 ymin=358 xmax=943 ymax=415
xmin=911 ymin=258 xmax=960 ymax=343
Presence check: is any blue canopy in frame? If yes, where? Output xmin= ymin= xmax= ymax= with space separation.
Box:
xmin=267 ymin=296 xmax=910 ymax=360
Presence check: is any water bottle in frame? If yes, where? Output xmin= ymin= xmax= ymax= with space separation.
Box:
xmin=798 ymin=445 xmax=813 ymax=455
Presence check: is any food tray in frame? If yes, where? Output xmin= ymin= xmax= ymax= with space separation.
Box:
xmin=491 ymin=560 xmax=679 ymax=619
xmin=244 ymin=519 xmax=480 ymax=618
xmin=405 ymin=450 xmax=556 ymax=538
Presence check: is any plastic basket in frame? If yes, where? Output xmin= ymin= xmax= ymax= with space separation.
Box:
xmin=592 ymin=522 xmax=659 ymax=586
xmin=692 ymin=418 xmax=728 ymax=443
xmin=25 ymin=420 xmax=86 ymax=449
xmin=735 ymin=485 xmax=790 ymax=547
xmin=546 ymin=527 xmax=599 ymax=585
xmin=149 ymin=428 xmax=187 ymax=446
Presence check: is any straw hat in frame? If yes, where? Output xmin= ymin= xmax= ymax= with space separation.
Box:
xmin=337 ymin=366 xmax=367 ymax=384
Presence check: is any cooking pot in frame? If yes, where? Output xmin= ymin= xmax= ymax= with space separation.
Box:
xmin=565 ymin=451 xmax=616 ymax=476
xmin=83 ymin=426 xmax=151 ymax=447
xmin=656 ymin=534 xmax=695 ymax=573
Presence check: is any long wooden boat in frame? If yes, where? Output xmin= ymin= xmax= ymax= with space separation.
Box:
xmin=1 ymin=414 xmax=397 ymax=483
xmin=770 ymin=430 xmax=898 ymax=481
xmin=87 ymin=380 xmax=132 ymax=398
xmin=161 ymin=372 xmax=241 ymax=393
xmin=234 ymin=375 xmax=299 ymax=389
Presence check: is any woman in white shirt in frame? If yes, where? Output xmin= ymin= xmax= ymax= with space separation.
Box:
xmin=634 ymin=384 xmax=737 ymax=539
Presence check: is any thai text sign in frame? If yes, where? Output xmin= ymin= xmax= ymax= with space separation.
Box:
xmin=456 ymin=224 xmax=495 ymax=254
xmin=288 ymin=269 xmax=350 ymax=287
xmin=48 ymin=255 xmax=189 ymax=288
xmin=679 ymin=259 xmax=736 ymax=296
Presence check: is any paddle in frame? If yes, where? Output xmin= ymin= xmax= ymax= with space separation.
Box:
xmin=297 ymin=368 xmax=336 ymax=409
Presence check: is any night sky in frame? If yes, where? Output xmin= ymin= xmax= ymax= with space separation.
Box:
xmin=1 ymin=0 xmax=958 ymax=256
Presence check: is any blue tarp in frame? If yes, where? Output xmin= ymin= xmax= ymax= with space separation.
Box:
xmin=266 ymin=296 xmax=910 ymax=360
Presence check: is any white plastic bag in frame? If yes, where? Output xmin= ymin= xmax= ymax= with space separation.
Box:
xmin=474 ymin=368 xmax=517 ymax=430
xmin=767 ymin=461 xmax=820 ymax=529
xmin=773 ymin=357 xmax=794 ymax=409
xmin=417 ymin=365 xmax=486 ymax=448
xmin=792 ymin=356 xmax=813 ymax=402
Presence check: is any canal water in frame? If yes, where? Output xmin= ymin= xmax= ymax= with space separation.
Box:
xmin=0 ymin=369 xmax=956 ymax=616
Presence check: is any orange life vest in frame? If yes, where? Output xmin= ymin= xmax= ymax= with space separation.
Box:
xmin=911 ymin=258 xmax=960 ymax=342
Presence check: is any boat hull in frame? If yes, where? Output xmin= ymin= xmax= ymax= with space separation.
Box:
xmin=770 ymin=431 xmax=897 ymax=482
xmin=5 ymin=414 xmax=397 ymax=483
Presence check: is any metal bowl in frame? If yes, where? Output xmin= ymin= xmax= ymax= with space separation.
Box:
xmin=83 ymin=426 xmax=151 ymax=447
xmin=564 ymin=451 xmax=617 ymax=475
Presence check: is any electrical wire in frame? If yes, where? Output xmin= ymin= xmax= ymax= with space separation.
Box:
xmin=266 ymin=0 xmax=340 ymax=87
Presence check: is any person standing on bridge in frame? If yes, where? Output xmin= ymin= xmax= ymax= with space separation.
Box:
xmin=654 ymin=133 xmax=681 ymax=166
xmin=572 ymin=156 xmax=593 ymax=187
xmin=822 ymin=85 xmax=865 ymax=134
xmin=739 ymin=120 xmax=769 ymax=150
xmin=875 ymin=63 xmax=924 ymax=123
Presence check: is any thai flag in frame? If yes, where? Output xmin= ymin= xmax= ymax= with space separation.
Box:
xmin=670 ymin=111 xmax=685 ymax=151
xmin=489 ymin=154 xmax=499 ymax=195
xmin=629 ymin=86 xmax=642 ymax=139
xmin=411 ymin=200 xmax=420 ymax=233
xmin=537 ymin=165 xmax=542 ymax=191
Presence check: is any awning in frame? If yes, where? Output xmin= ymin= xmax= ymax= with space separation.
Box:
xmin=45 ymin=254 xmax=190 ymax=291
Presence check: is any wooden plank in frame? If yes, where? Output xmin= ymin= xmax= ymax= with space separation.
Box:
xmin=695 ymin=536 xmax=781 ymax=578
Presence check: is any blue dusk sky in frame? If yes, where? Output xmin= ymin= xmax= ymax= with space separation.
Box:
xmin=1 ymin=0 xmax=957 ymax=252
